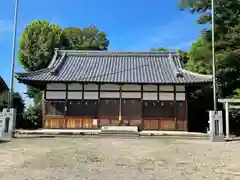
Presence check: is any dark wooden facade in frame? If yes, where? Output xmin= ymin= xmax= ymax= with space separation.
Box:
xmin=43 ymin=83 xmax=188 ymax=131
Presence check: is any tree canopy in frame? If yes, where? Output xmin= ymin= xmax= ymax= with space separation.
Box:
xmin=63 ymin=26 xmax=109 ymax=50
xmin=18 ymin=20 xmax=63 ymax=72
xmin=18 ymin=20 xmax=110 ymax=102
xmin=180 ymin=0 xmax=240 ymax=98
xmin=18 ymin=21 xmax=109 ymax=72
xmin=18 ymin=20 xmax=110 ymax=128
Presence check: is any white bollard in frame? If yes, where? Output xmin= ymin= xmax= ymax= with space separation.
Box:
xmin=0 ymin=108 xmax=16 ymax=138
xmin=208 ymin=111 xmax=224 ymax=142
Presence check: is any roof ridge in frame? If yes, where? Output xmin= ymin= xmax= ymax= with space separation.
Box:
xmin=15 ymin=68 xmax=53 ymax=77
xmin=168 ymin=53 xmax=183 ymax=78
xmin=0 ymin=76 xmax=8 ymax=90
xmin=56 ymin=49 xmax=179 ymax=57
xmin=179 ymin=69 xmax=213 ymax=79
xmin=50 ymin=53 xmax=67 ymax=75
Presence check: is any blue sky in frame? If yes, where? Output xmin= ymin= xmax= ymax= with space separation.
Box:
xmin=0 ymin=0 xmax=207 ymax=105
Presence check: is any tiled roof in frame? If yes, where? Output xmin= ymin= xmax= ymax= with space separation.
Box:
xmin=15 ymin=50 xmax=212 ymax=84
xmin=0 ymin=76 xmax=9 ymax=91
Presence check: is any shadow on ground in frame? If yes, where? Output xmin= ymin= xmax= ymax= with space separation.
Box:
xmin=0 ymin=140 xmax=10 ymax=143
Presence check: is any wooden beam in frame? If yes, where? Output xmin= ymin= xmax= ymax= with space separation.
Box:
xmin=229 ymin=105 xmax=240 ymax=109
xmin=218 ymin=98 xmax=240 ymax=103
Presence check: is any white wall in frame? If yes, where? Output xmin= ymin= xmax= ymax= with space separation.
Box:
xmin=68 ymin=92 xmax=82 ymax=99
xmin=176 ymin=93 xmax=186 ymax=101
xmin=46 ymin=91 xmax=66 ymax=99
xmin=122 ymin=92 xmax=141 ymax=99
xmin=175 ymin=85 xmax=185 ymax=91
xmin=159 ymin=85 xmax=174 ymax=91
xmin=45 ymin=83 xmax=186 ymax=101
xmin=84 ymin=92 xmax=98 ymax=99
xmin=121 ymin=85 xmax=141 ymax=91
xmin=143 ymin=85 xmax=157 ymax=91
xmin=100 ymin=84 xmax=119 ymax=91
xmin=159 ymin=93 xmax=174 ymax=101
xmin=100 ymin=92 xmax=120 ymax=98
xmin=143 ymin=92 xmax=157 ymax=100
xmin=84 ymin=84 xmax=98 ymax=90
xmin=68 ymin=84 xmax=82 ymax=90
xmin=46 ymin=83 xmax=66 ymax=90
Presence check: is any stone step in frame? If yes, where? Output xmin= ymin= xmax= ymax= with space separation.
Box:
xmin=101 ymin=130 xmax=139 ymax=134
xmin=101 ymin=126 xmax=138 ymax=133
xmin=100 ymin=132 xmax=140 ymax=137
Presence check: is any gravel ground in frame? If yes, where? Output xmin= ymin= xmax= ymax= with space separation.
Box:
xmin=0 ymin=137 xmax=240 ymax=180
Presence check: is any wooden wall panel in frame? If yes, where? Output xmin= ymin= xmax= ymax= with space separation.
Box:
xmin=99 ymin=118 xmax=111 ymax=125
xmin=45 ymin=116 xmax=98 ymax=129
xmin=176 ymin=121 xmax=187 ymax=131
xmin=129 ymin=120 xmax=142 ymax=126
xmin=143 ymin=119 xmax=175 ymax=131
xmin=111 ymin=120 xmax=120 ymax=125
xmin=66 ymin=117 xmax=98 ymax=129
xmin=159 ymin=120 xmax=175 ymax=131
xmin=143 ymin=120 xmax=159 ymax=130
xmin=99 ymin=119 xmax=120 ymax=126
xmin=45 ymin=116 xmax=65 ymax=129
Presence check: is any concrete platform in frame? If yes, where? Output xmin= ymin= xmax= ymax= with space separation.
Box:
xmin=139 ymin=131 xmax=209 ymax=137
xmin=15 ymin=129 xmax=101 ymax=135
xmin=101 ymin=126 xmax=138 ymax=132
xmin=14 ymin=129 xmax=210 ymax=139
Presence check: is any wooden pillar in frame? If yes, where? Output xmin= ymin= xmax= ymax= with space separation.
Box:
xmin=119 ymin=85 xmax=122 ymax=125
xmin=173 ymin=85 xmax=177 ymax=131
xmin=185 ymin=86 xmax=188 ymax=131
xmin=97 ymin=84 xmax=100 ymax=127
xmin=225 ymin=102 xmax=230 ymax=138
xmin=42 ymin=85 xmax=46 ymax=128
xmin=65 ymin=84 xmax=68 ymax=128
xmin=141 ymin=85 xmax=143 ymax=129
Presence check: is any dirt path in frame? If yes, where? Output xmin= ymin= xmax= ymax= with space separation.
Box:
xmin=0 ymin=137 xmax=240 ymax=180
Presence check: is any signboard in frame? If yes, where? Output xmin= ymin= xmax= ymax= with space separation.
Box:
xmin=0 ymin=119 xmax=3 ymax=137
xmin=0 ymin=108 xmax=16 ymax=138
xmin=93 ymin=119 xmax=98 ymax=126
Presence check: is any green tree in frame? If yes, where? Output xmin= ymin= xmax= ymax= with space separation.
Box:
xmin=180 ymin=0 xmax=240 ymax=134
xmin=62 ymin=26 xmax=109 ymax=50
xmin=18 ymin=20 xmax=63 ymax=104
xmin=18 ymin=21 xmax=110 ymax=102
xmin=179 ymin=0 xmax=240 ymax=98
xmin=18 ymin=20 xmax=63 ymax=72
xmin=23 ymin=104 xmax=42 ymax=129
xmin=186 ymin=36 xmax=212 ymax=74
xmin=18 ymin=20 xmax=110 ymax=128
xmin=151 ymin=47 xmax=168 ymax=51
